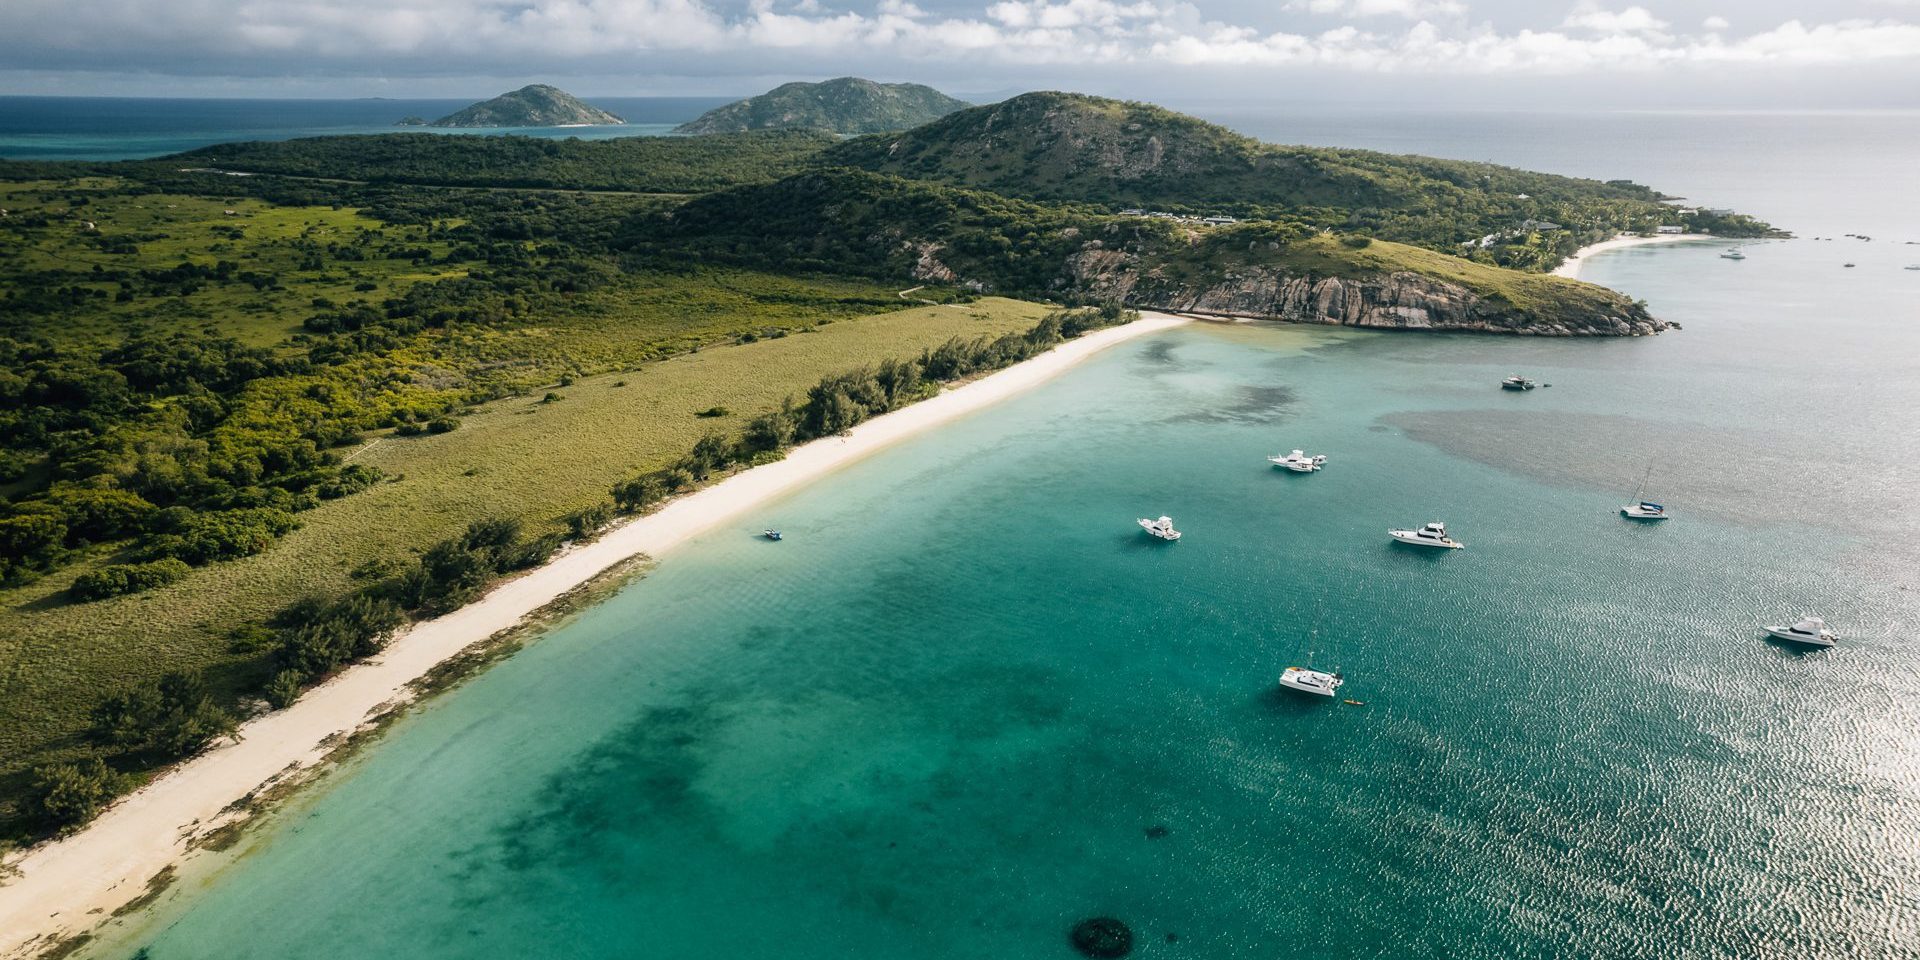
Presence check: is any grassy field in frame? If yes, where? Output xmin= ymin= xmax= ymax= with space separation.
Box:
xmin=0 ymin=297 xmax=1049 ymax=814
xmin=0 ymin=179 xmax=465 ymax=347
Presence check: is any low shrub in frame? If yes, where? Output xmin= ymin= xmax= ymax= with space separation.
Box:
xmin=69 ymin=558 xmax=192 ymax=602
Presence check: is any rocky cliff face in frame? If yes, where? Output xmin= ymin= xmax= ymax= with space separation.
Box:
xmin=1065 ymin=248 xmax=1669 ymax=336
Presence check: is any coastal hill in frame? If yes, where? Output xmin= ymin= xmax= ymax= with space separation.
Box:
xmin=427 ymin=84 xmax=623 ymax=128
xmin=643 ymin=169 xmax=1667 ymax=335
xmin=674 ymin=77 xmax=969 ymax=136
xmin=824 ymin=92 xmax=1772 ymax=264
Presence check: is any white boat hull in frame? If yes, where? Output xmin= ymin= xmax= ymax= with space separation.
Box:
xmin=1268 ymin=451 xmax=1326 ymax=473
xmin=1279 ymin=667 xmax=1342 ymax=697
xmin=1388 ymin=530 xmax=1462 ymax=548
xmin=1766 ymin=626 xmax=1836 ymax=647
xmin=1620 ymin=506 xmax=1671 ymax=520
xmin=1138 ymin=517 xmax=1181 ymax=541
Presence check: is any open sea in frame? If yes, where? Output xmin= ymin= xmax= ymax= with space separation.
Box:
xmin=44 ymin=106 xmax=1920 ymax=958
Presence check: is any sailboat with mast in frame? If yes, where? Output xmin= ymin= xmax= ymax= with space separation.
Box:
xmin=1620 ymin=461 xmax=1672 ymax=521
xmin=1279 ymin=598 xmax=1346 ymax=699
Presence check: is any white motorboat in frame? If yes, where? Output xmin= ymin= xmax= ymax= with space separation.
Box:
xmin=1621 ymin=501 xmax=1671 ymax=520
xmin=1388 ymin=521 xmax=1463 ymax=549
xmin=1500 ymin=375 xmax=1537 ymax=391
xmin=1721 ymin=249 xmax=1746 ymax=260
xmin=1766 ymin=616 xmax=1837 ymax=648
xmin=1138 ymin=515 xmax=1181 ymax=541
xmin=1278 ymin=666 xmax=1344 ymax=698
xmin=1268 ymin=449 xmax=1328 ymax=473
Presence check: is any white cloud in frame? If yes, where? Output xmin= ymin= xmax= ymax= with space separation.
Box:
xmin=1563 ymin=3 xmax=1669 ymax=34
xmin=0 ymin=0 xmax=1916 ymax=81
xmin=1301 ymin=0 xmax=1466 ymax=19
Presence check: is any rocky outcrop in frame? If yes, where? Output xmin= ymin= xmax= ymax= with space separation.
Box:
xmin=1065 ymin=249 xmax=1668 ymax=336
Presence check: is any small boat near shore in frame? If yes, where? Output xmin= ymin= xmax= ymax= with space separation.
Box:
xmin=1721 ymin=249 xmax=1746 ymax=260
xmin=1268 ymin=449 xmax=1328 ymax=473
xmin=1501 ymin=375 xmax=1537 ymax=391
xmin=1138 ymin=515 xmax=1181 ymax=541
xmin=1388 ymin=522 xmax=1463 ymax=549
xmin=1279 ymin=666 xmax=1344 ymax=698
xmin=1766 ymin=617 xmax=1838 ymax=647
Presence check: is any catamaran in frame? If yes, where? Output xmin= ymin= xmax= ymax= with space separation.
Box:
xmin=1278 ymin=666 xmax=1344 ymax=698
xmin=1138 ymin=515 xmax=1181 ymax=541
xmin=1388 ymin=522 xmax=1463 ymax=549
xmin=1268 ymin=449 xmax=1328 ymax=473
xmin=1621 ymin=462 xmax=1671 ymax=520
xmin=1765 ymin=616 xmax=1838 ymax=647
xmin=1501 ymin=375 xmax=1537 ymax=391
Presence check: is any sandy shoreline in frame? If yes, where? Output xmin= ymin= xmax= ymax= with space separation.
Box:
xmin=1553 ymin=232 xmax=1716 ymax=279
xmin=0 ymin=311 xmax=1192 ymax=958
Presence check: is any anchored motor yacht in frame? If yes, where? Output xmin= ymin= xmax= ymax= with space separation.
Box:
xmin=1268 ymin=449 xmax=1328 ymax=473
xmin=1721 ymin=249 xmax=1746 ymax=260
xmin=1766 ymin=616 xmax=1838 ymax=647
xmin=1279 ymin=666 xmax=1344 ymax=698
xmin=1388 ymin=522 xmax=1463 ymax=549
xmin=763 ymin=529 xmax=783 ymax=541
xmin=1138 ymin=515 xmax=1181 ymax=541
xmin=1501 ymin=375 xmax=1537 ymax=391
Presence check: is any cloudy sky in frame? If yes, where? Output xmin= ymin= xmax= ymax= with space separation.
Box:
xmin=2 ymin=0 xmax=1917 ymax=106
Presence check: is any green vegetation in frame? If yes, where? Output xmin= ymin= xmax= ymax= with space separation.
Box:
xmin=426 ymin=84 xmax=624 ymax=128
xmin=166 ymin=129 xmax=836 ymax=193
xmin=0 ymin=276 xmax=1044 ymax=840
xmin=675 ymin=77 xmax=971 ymax=136
xmin=625 ymin=168 xmax=1657 ymax=330
xmin=824 ymin=91 xmax=1777 ymax=268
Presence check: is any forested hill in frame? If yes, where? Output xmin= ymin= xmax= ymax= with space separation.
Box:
xmin=630 ymin=169 xmax=1667 ymax=335
xmin=824 ymin=92 xmax=1775 ymax=265
xmin=428 ymin=84 xmax=624 ymax=128
xmin=674 ymin=77 xmax=970 ymax=136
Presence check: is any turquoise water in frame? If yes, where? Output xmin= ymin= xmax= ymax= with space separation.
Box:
xmin=0 ymin=97 xmax=729 ymax=160
xmin=98 ymin=235 xmax=1920 ymax=956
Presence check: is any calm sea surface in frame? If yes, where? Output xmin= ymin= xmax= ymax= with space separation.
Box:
xmin=0 ymin=96 xmax=731 ymax=160
xmin=60 ymin=109 xmax=1920 ymax=958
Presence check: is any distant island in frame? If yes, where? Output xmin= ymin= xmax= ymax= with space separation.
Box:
xmin=427 ymin=84 xmax=623 ymax=128
xmin=675 ymin=77 xmax=969 ymax=136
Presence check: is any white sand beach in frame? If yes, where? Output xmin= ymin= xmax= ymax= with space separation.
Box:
xmin=0 ymin=311 xmax=1191 ymax=959
xmin=1553 ymin=233 xmax=1715 ymax=279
